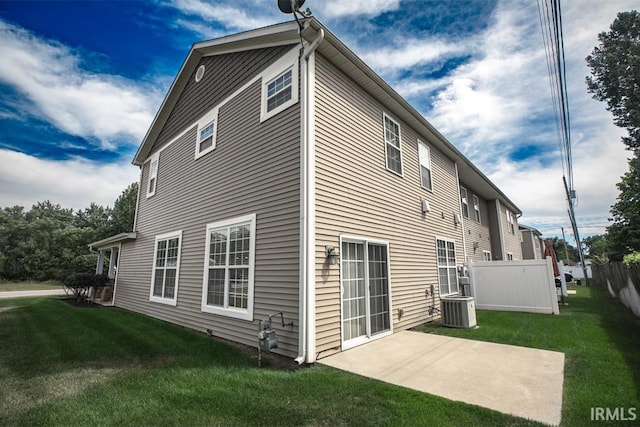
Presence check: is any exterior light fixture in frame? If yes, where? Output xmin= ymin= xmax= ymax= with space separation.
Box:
xmin=325 ymin=245 xmax=339 ymax=265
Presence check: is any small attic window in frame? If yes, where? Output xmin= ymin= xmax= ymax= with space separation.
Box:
xmin=195 ymin=65 xmax=205 ymax=83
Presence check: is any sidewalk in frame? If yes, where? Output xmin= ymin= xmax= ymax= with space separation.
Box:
xmin=0 ymin=289 xmax=68 ymax=299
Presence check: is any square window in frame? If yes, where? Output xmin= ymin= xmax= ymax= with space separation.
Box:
xmin=261 ymin=64 xmax=298 ymax=122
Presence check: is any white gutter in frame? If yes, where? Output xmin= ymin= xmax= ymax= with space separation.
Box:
xmin=296 ymin=27 xmax=324 ymax=365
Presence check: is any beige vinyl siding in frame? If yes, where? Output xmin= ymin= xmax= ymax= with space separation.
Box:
xmin=461 ymin=189 xmax=492 ymax=262
xmin=116 ymin=74 xmax=301 ymax=357
xmin=313 ymin=54 xmax=464 ymax=356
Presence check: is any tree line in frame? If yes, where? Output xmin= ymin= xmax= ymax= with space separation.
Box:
xmin=585 ymin=10 xmax=640 ymax=262
xmin=0 ymin=183 xmax=138 ymax=281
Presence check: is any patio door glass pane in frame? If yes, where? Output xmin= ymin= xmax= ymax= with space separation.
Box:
xmin=341 ymin=242 xmax=366 ymax=341
xmin=368 ymin=243 xmax=390 ymax=335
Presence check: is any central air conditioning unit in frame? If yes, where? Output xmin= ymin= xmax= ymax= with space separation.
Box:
xmin=440 ymin=296 xmax=477 ymax=328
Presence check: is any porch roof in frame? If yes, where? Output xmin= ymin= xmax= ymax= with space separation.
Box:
xmin=89 ymin=232 xmax=137 ymax=251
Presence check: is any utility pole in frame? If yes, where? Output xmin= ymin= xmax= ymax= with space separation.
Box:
xmin=561 ymin=227 xmax=570 ymax=262
xmin=563 ymin=176 xmax=589 ymax=285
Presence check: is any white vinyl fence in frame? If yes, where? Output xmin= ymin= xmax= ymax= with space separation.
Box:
xmin=469 ymin=258 xmax=560 ymax=314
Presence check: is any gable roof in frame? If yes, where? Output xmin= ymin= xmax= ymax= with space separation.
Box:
xmin=133 ymin=17 xmax=521 ymax=215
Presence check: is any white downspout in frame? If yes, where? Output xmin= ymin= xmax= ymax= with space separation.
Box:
xmin=454 ymin=163 xmax=468 ymax=263
xmin=296 ymin=27 xmax=324 ymax=365
xmin=495 ymin=199 xmax=506 ymax=260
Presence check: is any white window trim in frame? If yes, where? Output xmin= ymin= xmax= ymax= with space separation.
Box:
xmin=146 ymin=153 xmax=159 ymax=198
xmin=506 ymin=209 xmax=515 ymax=234
xmin=436 ymin=237 xmax=458 ymax=296
xmin=383 ymin=113 xmax=403 ymax=176
xmin=473 ymin=194 xmax=481 ymax=223
xmin=149 ymin=230 xmax=182 ymax=306
xmin=507 ymin=252 xmax=514 ymax=261
xmin=460 ymin=186 xmax=469 ymax=219
xmin=201 ymin=213 xmax=256 ymax=321
xmin=260 ymin=59 xmax=299 ymax=123
xmin=194 ymin=107 xmax=219 ymax=160
xmin=418 ymin=140 xmax=433 ymax=192
xmin=482 ymin=250 xmax=492 ymax=262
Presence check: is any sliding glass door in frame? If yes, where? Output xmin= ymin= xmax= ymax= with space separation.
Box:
xmin=341 ymin=239 xmax=391 ymax=347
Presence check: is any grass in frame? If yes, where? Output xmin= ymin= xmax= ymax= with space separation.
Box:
xmin=418 ymin=285 xmax=640 ymax=426
xmin=0 ymin=287 xmax=637 ymax=426
xmin=0 ymin=297 xmax=538 ymax=427
xmin=0 ymin=280 xmax=63 ymax=292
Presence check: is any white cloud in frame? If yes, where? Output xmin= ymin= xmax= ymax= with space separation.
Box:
xmin=317 ymin=0 xmax=400 ymax=19
xmin=169 ymin=0 xmax=278 ymax=31
xmin=0 ymin=149 xmax=139 ymax=210
xmin=361 ymin=37 xmax=470 ymax=74
xmin=0 ymin=20 xmax=161 ymax=149
xmin=375 ymin=0 xmax=634 ymax=241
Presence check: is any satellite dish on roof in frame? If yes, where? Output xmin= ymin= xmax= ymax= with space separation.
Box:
xmin=278 ymin=0 xmax=305 ymax=14
xmin=277 ymin=0 xmax=311 ymax=31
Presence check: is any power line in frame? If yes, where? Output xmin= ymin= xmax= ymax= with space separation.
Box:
xmin=536 ymin=0 xmax=589 ymax=282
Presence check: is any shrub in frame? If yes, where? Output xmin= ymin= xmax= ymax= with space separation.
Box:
xmin=63 ymin=272 xmax=108 ymax=303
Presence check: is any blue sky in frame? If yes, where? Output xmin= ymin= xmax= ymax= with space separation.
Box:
xmin=0 ymin=0 xmax=636 ymax=245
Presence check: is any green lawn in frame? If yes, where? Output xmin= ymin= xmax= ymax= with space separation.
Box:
xmin=0 ymin=280 xmax=63 ymax=292
xmin=0 ymin=287 xmax=637 ymax=426
xmin=0 ymin=297 xmax=538 ymax=427
xmin=418 ymin=285 xmax=640 ymax=426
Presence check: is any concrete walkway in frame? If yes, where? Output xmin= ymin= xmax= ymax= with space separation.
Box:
xmin=0 ymin=289 xmax=67 ymax=299
xmin=319 ymin=331 xmax=564 ymax=426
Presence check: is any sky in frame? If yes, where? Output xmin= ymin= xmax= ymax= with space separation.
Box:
xmin=0 ymin=0 xmax=637 ymax=247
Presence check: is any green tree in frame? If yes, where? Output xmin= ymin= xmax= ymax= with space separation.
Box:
xmin=582 ymin=234 xmax=610 ymax=263
xmin=550 ymin=237 xmax=578 ymax=263
xmin=607 ymin=157 xmax=640 ymax=260
xmin=110 ymin=182 xmax=138 ymax=235
xmin=586 ymin=10 xmax=640 ymax=154
xmin=586 ymin=10 xmax=640 ymax=260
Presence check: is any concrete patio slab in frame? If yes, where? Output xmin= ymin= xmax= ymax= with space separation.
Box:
xmin=319 ymin=330 xmax=564 ymax=426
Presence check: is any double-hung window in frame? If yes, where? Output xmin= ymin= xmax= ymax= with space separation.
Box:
xmin=150 ymin=231 xmax=182 ymax=305
xmin=195 ymin=107 xmax=219 ymax=159
xmin=418 ymin=141 xmax=433 ymax=190
xmin=384 ymin=114 xmax=403 ymax=175
xmin=482 ymin=250 xmax=492 ymax=261
xmin=473 ymin=195 xmax=481 ymax=223
xmin=201 ymin=214 xmax=256 ymax=321
xmin=460 ymin=186 xmax=469 ymax=218
xmin=506 ymin=209 xmax=515 ymax=234
xmin=437 ymin=238 xmax=458 ymax=296
xmin=147 ymin=154 xmax=159 ymax=198
xmin=261 ymin=62 xmax=298 ymax=122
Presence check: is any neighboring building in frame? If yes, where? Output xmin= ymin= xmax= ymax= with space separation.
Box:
xmin=90 ymin=18 xmax=522 ymax=362
xmin=520 ymin=224 xmax=545 ymax=260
